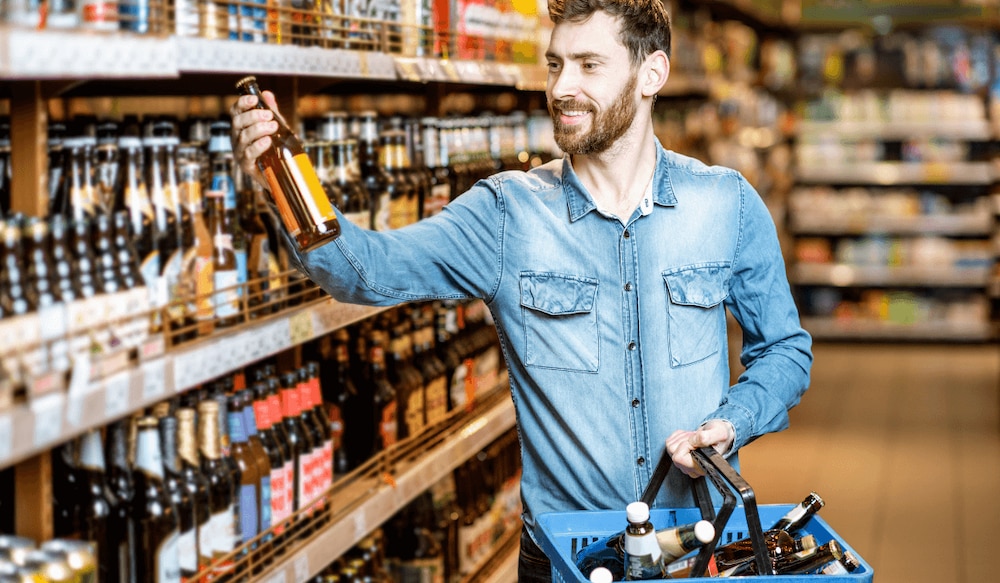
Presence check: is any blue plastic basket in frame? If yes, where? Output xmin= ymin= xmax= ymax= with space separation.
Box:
xmin=537 ymin=504 xmax=874 ymax=582
xmin=535 ymin=447 xmax=874 ymax=582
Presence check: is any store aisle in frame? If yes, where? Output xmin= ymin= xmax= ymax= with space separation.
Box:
xmin=740 ymin=342 xmax=1000 ymax=583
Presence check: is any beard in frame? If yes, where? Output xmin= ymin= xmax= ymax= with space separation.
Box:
xmin=549 ymin=74 xmax=638 ymax=155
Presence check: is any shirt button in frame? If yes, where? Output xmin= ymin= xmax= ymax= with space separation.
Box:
xmin=637 ymin=457 xmax=645 ymax=466
xmin=631 ymin=398 xmax=639 ymax=408
xmin=624 ymin=282 xmax=633 ymax=291
xmin=628 ymin=341 xmax=636 ymax=351
xmin=623 ymin=230 xmax=630 ymax=239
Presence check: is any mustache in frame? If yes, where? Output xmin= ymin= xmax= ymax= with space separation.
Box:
xmin=550 ymin=99 xmax=592 ymax=112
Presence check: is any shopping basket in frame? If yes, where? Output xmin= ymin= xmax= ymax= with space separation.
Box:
xmin=536 ymin=446 xmax=874 ymax=582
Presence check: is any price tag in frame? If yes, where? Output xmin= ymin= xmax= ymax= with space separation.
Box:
xmin=104 ymin=371 xmax=131 ymax=419
xmin=0 ymin=414 xmax=12 ymax=462
xmin=352 ymin=506 xmax=370 ymax=541
xmin=142 ymin=359 xmax=167 ymax=402
xmin=293 ymin=555 xmax=309 ymax=582
xmin=396 ymin=59 xmax=420 ymax=82
xmin=289 ymin=311 xmax=315 ymax=346
xmin=65 ymin=351 xmax=94 ymax=427
xmin=31 ymin=393 xmax=65 ymax=449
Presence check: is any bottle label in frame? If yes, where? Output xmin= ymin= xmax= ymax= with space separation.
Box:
xmin=624 ymin=530 xmax=665 ymax=579
xmin=388 ymin=193 xmax=419 ymax=229
xmin=290 ymin=152 xmax=338 ymax=223
xmin=197 ymin=519 xmax=213 ymax=572
xmin=327 ymin=403 xmax=344 ymax=455
xmin=404 ymin=387 xmax=425 ymax=437
xmin=262 ymin=166 xmax=302 ymax=237
xmin=373 ymin=192 xmax=391 ymax=231
xmin=239 ymin=484 xmax=259 ymax=543
xmin=270 ymin=466 xmax=286 ymax=533
xmin=211 ymin=172 xmax=238 ymax=211
xmin=177 ymin=527 xmax=198 ymax=575
xmin=379 ymin=401 xmax=398 ymax=449
xmin=424 ymin=183 xmax=450 ymax=217
xmin=297 ymin=450 xmax=313 ymax=513
xmin=140 ymin=250 xmax=162 ymax=289
xmin=235 ymin=248 xmax=248 ymax=294
xmin=162 ymin=249 xmax=186 ymax=321
xmin=156 ymin=529 xmax=182 ymax=583
xmin=424 ymin=376 xmax=449 ymax=426
xmin=213 ymin=269 xmax=240 ymax=318
xmin=284 ymin=460 xmax=295 ymax=522
xmin=212 ymin=506 xmax=236 ymax=558
xmin=260 ymin=475 xmax=272 ymax=532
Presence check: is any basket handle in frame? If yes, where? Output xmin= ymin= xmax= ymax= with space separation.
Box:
xmin=639 ymin=446 xmax=773 ymax=577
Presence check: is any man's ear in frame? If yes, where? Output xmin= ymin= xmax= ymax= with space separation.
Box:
xmin=641 ymin=50 xmax=670 ymax=97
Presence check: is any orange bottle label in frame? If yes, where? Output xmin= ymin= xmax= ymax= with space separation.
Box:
xmin=263 ymin=166 xmax=301 ymax=237
xmin=290 ymin=152 xmax=337 ymax=225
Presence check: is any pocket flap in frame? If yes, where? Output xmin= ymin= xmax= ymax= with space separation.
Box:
xmin=519 ymin=273 xmax=598 ymax=315
xmin=663 ymin=263 xmax=731 ymax=307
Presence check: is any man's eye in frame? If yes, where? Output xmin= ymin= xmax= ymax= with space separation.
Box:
xmin=547 ymin=62 xmax=561 ymax=71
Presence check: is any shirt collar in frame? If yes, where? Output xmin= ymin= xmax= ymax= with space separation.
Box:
xmin=561 ymin=140 xmax=679 ymax=223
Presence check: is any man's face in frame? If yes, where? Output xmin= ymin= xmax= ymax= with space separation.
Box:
xmin=545 ymin=12 xmax=640 ymax=155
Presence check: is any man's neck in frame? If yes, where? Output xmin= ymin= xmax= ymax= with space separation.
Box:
xmin=571 ymin=124 xmax=658 ymax=220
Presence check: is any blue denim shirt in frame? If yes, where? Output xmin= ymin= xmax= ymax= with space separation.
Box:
xmin=293 ymin=141 xmax=812 ymax=545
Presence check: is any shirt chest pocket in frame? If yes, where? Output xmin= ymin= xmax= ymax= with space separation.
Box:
xmin=663 ymin=263 xmax=731 ymax=367
xmin=519 ymin=272 xmax=600 ymax=372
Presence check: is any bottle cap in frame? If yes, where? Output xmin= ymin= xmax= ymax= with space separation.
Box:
xmin=694 ymin=519 xmax=715 ymax=544
xmin=589 ymin=567 xmax=614 ymax=583
xmin=625 ymin=501 xmax=649 ymax=523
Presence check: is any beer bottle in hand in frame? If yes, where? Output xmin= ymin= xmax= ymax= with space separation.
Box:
xmin=234 ymin=76 xmax=340 ymax=252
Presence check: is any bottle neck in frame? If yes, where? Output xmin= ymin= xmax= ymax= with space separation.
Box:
xmin=134 ymin=424 xmax=165 ymax=479
xmin=77 ymin=430 xmax=106 ymax=473
xmin=177 ymin=410 xmax=200 ymax=467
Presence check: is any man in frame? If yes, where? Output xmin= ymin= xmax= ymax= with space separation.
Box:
xmin=230 ymin=0 xmax=812 ymax=579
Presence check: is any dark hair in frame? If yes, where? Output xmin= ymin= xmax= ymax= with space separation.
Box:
xmin=548 ymin=0 xmax=672 ymax=66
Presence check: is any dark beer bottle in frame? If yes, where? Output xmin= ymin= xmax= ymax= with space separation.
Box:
xmin=280 ymin=369 xmax=316 ymax=537
xmin=234 ymin=76 xmax=341 ymax=252
xmin=176 ymin=407 xmax=212 ymax=579
xmin=206 ymin=190 xmax=241 ymax=328
xmin=197 ymin=399 xmax=237 ymax=579
xmin=75 ymin=429 xmax=115 ymax=583
xmin=158 ymin=414 xmax=200 ymax=582
xmin=369 ymin=329 xmax=398 ymax=455
xmin=105 ymin=419 xmax=135 ymax=583
xmin=251 ymin=380 xmax=291 ymax=551
xmin=356 ymin=112 xmax=390 ymax=232
xmin=131 ymin=416 xmax=182 ymax=583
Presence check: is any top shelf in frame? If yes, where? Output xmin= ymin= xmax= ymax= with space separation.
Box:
xmin=797 ymin=119 xmax=995 ymax=141
xmin=0 ymin=27 xmax=546 ymax=89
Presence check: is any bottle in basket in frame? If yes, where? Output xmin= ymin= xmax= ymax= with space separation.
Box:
xmin=575 ymin=518 xmax=714 ymax=579
xmin=769 ymin=492 xmax=824 ymax=534
xmin=234 ymin=75 xmax=341 ymax=253
xmin=589 ymin=566 xmax=614 ymax=583
xmin=623 ymin=502 xmax=665 ymax=580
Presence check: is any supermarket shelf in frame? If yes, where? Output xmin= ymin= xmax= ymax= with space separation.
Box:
xmin=792 ymin=263 xmax=993 ymax=288
xmin=795 ymin=162 xmax=995 ymax=185
xmin=253 ymin=395 xmax=517 ymax=583
xmin=0 ymin=297 xmax=390 ymax=470
xmin=797 ymin=119 xmax=994 ymax=141
xmin=0 ymin=26 xmax=178 ymax=78
xmin=789 ymin=213 xmax=995 ymax=236
xmin=466 ymin=523 xmax=521 ymax=583
xmin=176 ymin=37 xmax=398 ymax=79
xmin=801 ymin=316 xmax=995 ymax=342
xmin=394 ymin=57 xmax=544 ymax=89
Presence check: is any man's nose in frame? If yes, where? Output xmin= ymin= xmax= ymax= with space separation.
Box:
xmin=548 ymin=65 xmax=581 ymax=101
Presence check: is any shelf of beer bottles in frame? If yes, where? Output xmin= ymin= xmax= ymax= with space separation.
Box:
xmin=0 ymin=26 xmax=179 ymax=78
xmin=392 ymin=56 xmax=545 ymax=90
xmin=0 ymin=295 xmax=390 ymax=471
xmin=255 ymin=388 xmax=516 ymax=583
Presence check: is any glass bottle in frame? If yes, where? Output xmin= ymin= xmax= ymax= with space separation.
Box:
xmin=105 ymin=419 xmax=135 ymax=583
xmin=770 ymin=492 xmax=825 ymax=534
xmin=234 ymin=76 xmax=341 ymax=252
xmin=329 ymin=138 xmax=370 ymax=230
xmin=47 ymin=214 xmax=78 ymax=305
xmin=280 ymin=369 xmax=316 ymax=537
xmin=67 ymin=218 xmax=103 ymax=300
xmin=75 ymin=429 xmax=116 ymax=583
xmin=0 ymin=120 xmax=10 ymax=218
xmin=413 ymin=306 xmax=448 ymax=427
xmin=158 ymin=414 xmax=200 ymax=582
xmin=178 ymin=158 xmax=216 ymax=338
xmin=208 ymin=121 xmax=248 ymax=303
xmin=227 ymin=393 xmax=260 ymax=572
xmin=263 ymin=372 xmax=296 ymax=543
xmin=239 ymin=388 xmax=274 ymax=562
xmin=116 ymin=136 xmax=159 ymax=291
xmin=112 ymin=210 xmax=144 ymax=292
xmin=388 ymin=317 xmax=424 ymax=440
xmin=131 ymin=416 xmax=182 ymax=583
xmin=176 ymin=407 xmax=212 ymax=579
xmin=369 ymin=330 xmax=398 ymax=455
xmin=356 ymin=112 xmax=390 ymax=232
xmin=240 ymin=172 xmax=283 ymax=317
xmin=303 ymin=361 xmax=332 ymax=518
xmin=419 ymin=117 xmax=451 ymax=219
xmin=93 ymin=122 xmax=121 ymax=215
xmin=622 ymin=502 xmax=665 ymax=580
xmin=22 ymin=217 xmax=61 ymax=312
xmin=319 ymin=329 xmax=357 ymax=475
xmin=380 ymin=129 xmax=418 ymax=230
xmin=197 ymin=399 xmax=237 ymax=580
xmin=54 ymin=136 xmax=98 ymax=222
xmin=206 ymin=190 xmax=241 ymax=328
xmin=251 ymin=379 xmax=291 ymax=552
xmin=0 ymin=219 xmax=30 ymax=316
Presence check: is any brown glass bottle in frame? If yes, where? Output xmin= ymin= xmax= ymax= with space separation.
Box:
xmin=319 ymin=329 xmax=358 ymax=475
xmin=91 ymin=212 xmax=125 ymax=297
xmin=369 ymin=330 xmax=399 ymax=455
xmin=115 ymin=135 xmax=160 ymax=291
xmin=356 ymin=112 xmax=390 ymax=232
xmin=389 ymin=317 xmax=425 ymax=440
xmin=131 ymin=416 xmax=182 ymax=583
xmin=238 ymin=388 xmax=275 ymax=564
xmin=414 ymin=306 xmax=449 ymax=427
xmin=67 ymin=218 xmax=103 ymax=300
xmin=75 ymin=429 xmax=116 ymax=583
xmin=206 ymin=190 xmax=241 ymax=327
xmin=227 ymin=393 xmax=260 ymax=574
xmin=263 ymin=373 xmax=296 ymax=542
xmin=47 ymin=214 xmax=77 ymax=304
xmin=280 ymin=370 xmax=316 ymax=536
xmin=302 ymin=362 xmax=332 ymax=520
xmin=234 ymin=76 xmax=341 ymax=252
xmin=380 ymin=130 xmax=419 ymax=230
xmin=418 ymin=117 xmax=451 ymax=219
xmin=251 ymin=380 xmax=291 ymax=551
xmin=176 ymin=407 xmax=212 ymax=579
xmin=197 ymin=399 xmax=237 ymax=580
xmin=22 ymin=217 xmax=61 ymax=311
xmin=0 ymin=218 xmax=30 ymax=316
xmin=105 ymin=419 xmax=135 ymax=583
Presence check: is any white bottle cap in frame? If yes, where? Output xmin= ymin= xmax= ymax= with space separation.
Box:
xmin=694 ymin=520 xmax=716 ymax=544
xmin=626 ymin=501 xmax=650 ymax=523
xmin=589 ymin=566 xmax=614 ymax=583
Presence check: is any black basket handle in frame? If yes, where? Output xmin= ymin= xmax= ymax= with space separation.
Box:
xmin=639 ymin=446 xmax=773 ymax=577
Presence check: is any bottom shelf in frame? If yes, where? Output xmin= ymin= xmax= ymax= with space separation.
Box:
xmin=801 ymin=316 xmax=996 ymax=342
xmin=466 ymin=521 xmax=521 ymax=583
xmin=253 ymin=389 xmax=517 ymax=582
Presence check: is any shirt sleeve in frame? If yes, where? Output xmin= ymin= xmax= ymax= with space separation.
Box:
xmin=278 ymin=177 xmax=505 ymax=307
xmin=712 ymin=174 xmax=813 ymax=451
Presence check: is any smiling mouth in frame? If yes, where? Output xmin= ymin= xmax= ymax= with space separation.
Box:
xmin=558 ymin=109 xmax=590 ymax=124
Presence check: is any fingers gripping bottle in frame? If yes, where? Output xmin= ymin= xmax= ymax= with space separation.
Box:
xmin=623 ymin=502 xmax=666 ymax=580
xmin=234 ymin=76 xmax=341 ymax=253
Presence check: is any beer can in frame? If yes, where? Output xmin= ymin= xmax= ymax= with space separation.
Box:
xmin=40 ymin=540 xmax=97 ymax=583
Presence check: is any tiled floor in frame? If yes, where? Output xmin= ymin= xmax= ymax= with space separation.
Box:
xmin=739 ymin=342 xmax=1000 ymax=583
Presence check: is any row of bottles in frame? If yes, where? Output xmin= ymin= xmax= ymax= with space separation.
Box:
xmin=0 ymin=535 xmax=97 ymax=582
xmin=583 ymin=491 xmax=863 ymax=580
xmin=311 ymin=426 xmax=521 ymax=583
xmin=1 ymin=297 xmax=505 ymax=582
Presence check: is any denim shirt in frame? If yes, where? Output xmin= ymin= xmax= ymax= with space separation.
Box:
xmin=292 ymin=141 xmax=812 ymax=545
